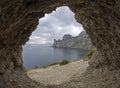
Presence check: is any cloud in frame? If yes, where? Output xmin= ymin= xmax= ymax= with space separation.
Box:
xmin=27 ymin=6 xmax=84 ymax=45
xmin=28 ymin=36 xmax=52 ymax=44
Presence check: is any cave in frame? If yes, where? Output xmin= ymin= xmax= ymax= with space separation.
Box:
xmin=0 ymin=0 xmax=120 ymax=88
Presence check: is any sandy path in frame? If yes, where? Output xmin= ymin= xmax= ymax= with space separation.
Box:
xmin=27 ymin=60 xmax=88 ymax=85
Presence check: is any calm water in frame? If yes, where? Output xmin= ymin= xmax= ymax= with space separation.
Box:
xmin=22 ymin=44 xmax=89 ymax=69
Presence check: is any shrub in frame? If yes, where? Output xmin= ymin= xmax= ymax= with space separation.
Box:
xmin=34 ymin=65 xmax=38 ymax=69
xmin=84 ymin=50 xmax=95 ymax=61
xmin=44 ymin=60 xmax=70 ymax=68
xmin=59 ymin=60 xmax=69 ymax=65
xmin=48 ymin=62 xmax=59 ymax=66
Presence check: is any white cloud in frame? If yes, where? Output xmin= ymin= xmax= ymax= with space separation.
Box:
xmin=41 ymin=33 xmax=51 ymax=37
xmin=28 ymin=36 xmax=52 ymax=44
xmin=65 ymin=25 xmax=83 ymax=36
xmin=27 ymin=6 xmax=84 ymax=45
xmin=29 ymin=36 xmax=41 ymax=40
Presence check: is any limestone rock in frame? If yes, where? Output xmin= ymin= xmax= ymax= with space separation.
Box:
xmin=53 ymin=31 xmax=94 ymax=50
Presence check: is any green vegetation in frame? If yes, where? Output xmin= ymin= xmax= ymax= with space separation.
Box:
xmin=47 ymin=62 xmax=59 ymax=67
xmin=83 ymin=50 xmax=95 ymax=61
xmin=59 ymin=60 xmax=69 ymax=65
xmin=45 ymin=60 xmax=69 ymax=68
xmin=34 ymin=65 xmax=38 ymax=69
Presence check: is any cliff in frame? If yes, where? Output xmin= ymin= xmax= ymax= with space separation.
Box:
xmin=53 ymin=31 xmax=94 ymax=50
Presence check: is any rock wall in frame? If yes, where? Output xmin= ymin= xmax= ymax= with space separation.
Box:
xmin=0 ymin=0 xmax=120 ymax=88
xmin=53 ymin=31 xmax=94 ymax=50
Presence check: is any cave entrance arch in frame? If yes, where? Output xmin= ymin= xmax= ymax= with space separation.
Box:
xmin=0 ymin=0 xmax=120 ymax=88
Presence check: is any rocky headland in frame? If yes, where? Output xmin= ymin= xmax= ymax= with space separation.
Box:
xmin=53 ymin=31 xmax=94 ymax=50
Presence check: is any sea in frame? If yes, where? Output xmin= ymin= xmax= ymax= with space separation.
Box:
xmin=22 ymin=44 xmax=89 ymax=69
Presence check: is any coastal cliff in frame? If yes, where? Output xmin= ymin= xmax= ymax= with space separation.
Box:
xmin=53 ymin=31 xmax=94 ymax=50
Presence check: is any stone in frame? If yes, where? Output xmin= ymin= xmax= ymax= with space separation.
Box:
xmin=53 ymin=31 xmax=94 ymax=50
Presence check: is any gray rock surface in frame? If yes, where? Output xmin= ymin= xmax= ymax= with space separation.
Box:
xmin=53 ymin=31 xmax=94 ymax=50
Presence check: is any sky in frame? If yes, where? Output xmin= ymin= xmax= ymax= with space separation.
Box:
xmin=27 ymin=6 xmax=84 ymax=45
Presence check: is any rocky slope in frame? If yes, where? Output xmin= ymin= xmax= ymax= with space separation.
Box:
xmin=28 ymin=60 xmax=88 ymax=85
xmin=53 ymin=31 xmax=94 ymax=50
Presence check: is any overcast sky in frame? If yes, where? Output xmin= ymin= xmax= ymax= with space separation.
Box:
xmin=27 ymin=6 xmax=84 ymax=45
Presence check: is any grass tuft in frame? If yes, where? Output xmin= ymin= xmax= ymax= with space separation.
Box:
xmin=83 ymin=50 xmax=95 ymax=61
xmin=59 ymin=60 xmax=69 ymax=65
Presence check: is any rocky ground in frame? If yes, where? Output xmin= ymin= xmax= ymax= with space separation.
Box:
xmin=27 ymin=59 xmax=120 ymax=88
xmin=27 ymin=60 xmax=88 ymax=85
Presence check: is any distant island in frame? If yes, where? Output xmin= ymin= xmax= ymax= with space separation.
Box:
xmin=52 ymin=31 xmax=94 ymax=50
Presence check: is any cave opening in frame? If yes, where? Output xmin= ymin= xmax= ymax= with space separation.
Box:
xmin=22 ymin=6 xmax=92 ymax=71
xmin=0 ymin=1 xmax=120 ymax=88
